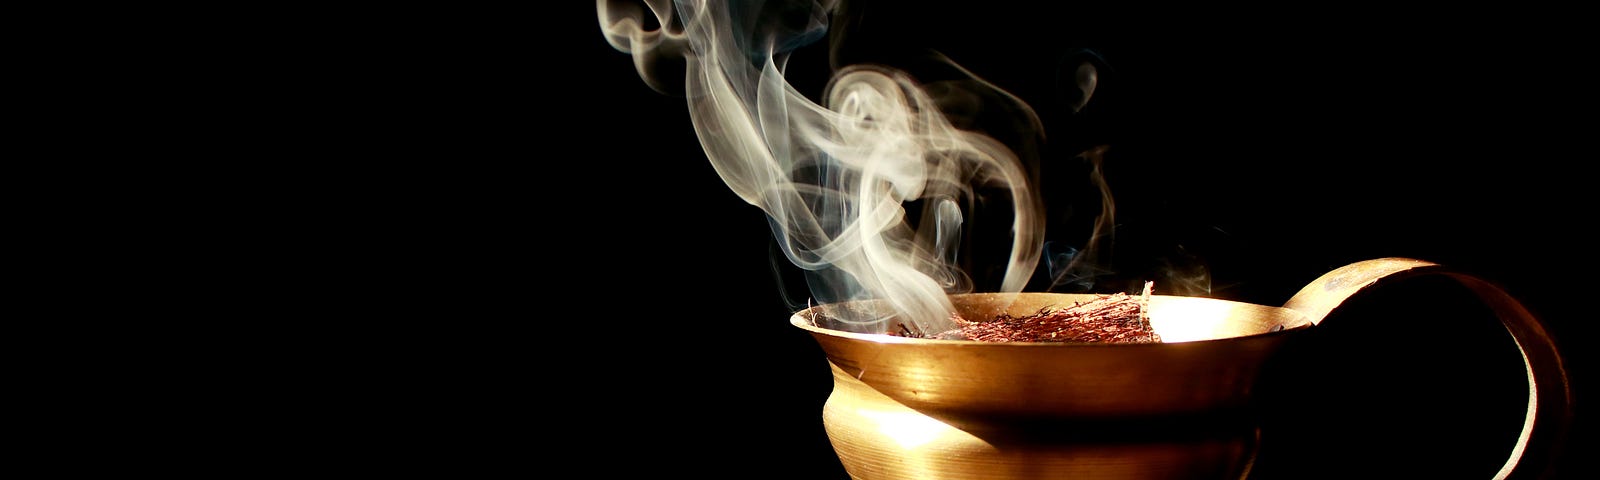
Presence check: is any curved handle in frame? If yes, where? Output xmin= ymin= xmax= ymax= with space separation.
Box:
xmin=1283 ymin=257 xmax=1572 ymax=479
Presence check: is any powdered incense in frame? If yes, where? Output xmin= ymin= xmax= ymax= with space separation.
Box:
xmin=902 ymin=282 xmax=1161 ymax=343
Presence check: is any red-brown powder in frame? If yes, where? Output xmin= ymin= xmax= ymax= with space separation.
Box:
xmin=897 ymin=285 xmax=1160 ymax=343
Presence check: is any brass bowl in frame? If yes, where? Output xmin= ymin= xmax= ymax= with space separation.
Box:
xmin=791 ymin=258 xmax=1572 ymax=480
xmin=794 ymin=293 xmax=1309 ymax=423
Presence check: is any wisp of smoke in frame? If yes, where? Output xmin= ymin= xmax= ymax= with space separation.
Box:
xmin=598 ymin=0 xmax=1046 ymax=335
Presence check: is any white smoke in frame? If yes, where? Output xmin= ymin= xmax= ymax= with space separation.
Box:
xmin=598 ymin=0 xmax=1044 ymax=335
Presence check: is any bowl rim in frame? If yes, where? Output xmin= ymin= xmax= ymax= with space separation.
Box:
xmin=790 ymin=292 xmax=1312 ymax=347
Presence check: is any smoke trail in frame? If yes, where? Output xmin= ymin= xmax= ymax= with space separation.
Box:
xmin=598 ymin=0 xmax=1043 ymax=335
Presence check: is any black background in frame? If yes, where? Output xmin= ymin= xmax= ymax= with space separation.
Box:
xmin=256 ymin=2 xmax=1592 ymax=478
xmin=565 ymin=3 xmax=1591 ymax=477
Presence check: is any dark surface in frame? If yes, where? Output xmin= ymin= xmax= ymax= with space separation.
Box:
xmin=248 ymin=3 xmax=1590 ymax=478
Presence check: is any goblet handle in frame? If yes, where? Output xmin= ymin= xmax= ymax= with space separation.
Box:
xmin=1283 ymin=257 xmax=1572 ymax=480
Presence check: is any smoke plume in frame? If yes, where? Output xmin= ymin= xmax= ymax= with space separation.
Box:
xmin=598 ymin=0 xmax=1047 ymax=335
